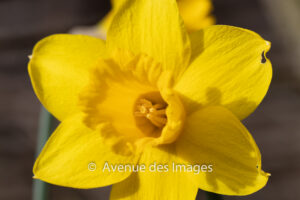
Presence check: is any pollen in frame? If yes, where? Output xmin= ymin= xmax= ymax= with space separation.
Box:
xmin=134 ymin=98 xmax=167 ymax=128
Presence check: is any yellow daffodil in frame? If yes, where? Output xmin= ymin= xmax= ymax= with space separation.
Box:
xmin=100 ymin=0 xmax=214 ymax=35
xmin=29 ymin=0 xmax=272 ymax=199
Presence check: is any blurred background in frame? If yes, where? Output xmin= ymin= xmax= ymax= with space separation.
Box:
xmin=0 ymin=0 xmax=299 ymax=199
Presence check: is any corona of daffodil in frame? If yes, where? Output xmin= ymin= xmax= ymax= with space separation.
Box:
xmin=29 ymin=0 xmax=272 ymax=199
xmin=100 ymin=0 xmax=214 ymax=35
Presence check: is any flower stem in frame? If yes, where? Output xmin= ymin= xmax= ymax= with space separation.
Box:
xmin=205 ymin=192 xmax=223 ymax=200
xmin=32 ymin=107 xmax=54 ymax=200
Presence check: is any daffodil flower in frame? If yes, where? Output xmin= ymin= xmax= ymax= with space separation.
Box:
xmin=99 ymin=0 xmax=214 ymax=36
xmin=29 ymin=0 xmax=272 ymax=199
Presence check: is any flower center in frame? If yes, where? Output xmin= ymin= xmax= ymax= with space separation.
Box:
xmin=79 ymin=59 xmax=185 ymax=155
xmin=133 ymin=91 xmax=168 ymax=138
xmin=134 ymin=99 xmax=167 ymax=128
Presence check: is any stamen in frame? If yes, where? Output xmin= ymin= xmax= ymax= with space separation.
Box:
xmin=134 ymin=98 xmax=167 ymax=128
xmin=153 ymin=104 xmax=164 ymax=109
xmin=146 ymin=114 xmax=167 ymax=128
xmin=150 ymin=108 xmax=166 ymax=115
xmin=139 ymin=99 xmax=152 ymax=107
xmin=134 ymin=111 xmax=146 ymax=117
xmin=137 ymin=105 xmax=147 ymax=113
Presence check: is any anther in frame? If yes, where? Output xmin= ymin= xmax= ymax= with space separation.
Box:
xmin=149 ymin=108 xmax=155 ymax=113
xmin=139 ymin=99 xmax=152 ymax=107
xmin=138 ymin=105 xmax=147 ymax=113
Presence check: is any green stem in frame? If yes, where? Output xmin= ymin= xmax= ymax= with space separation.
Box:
xmin=206 ymin=192 xmax=223 ymax=200
xmin=32 ymin=107 xmax=54 ymax=200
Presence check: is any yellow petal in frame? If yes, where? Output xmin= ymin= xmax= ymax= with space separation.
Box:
xmin=33 ymin=114 xmax=138 ymax=188
xmin=178 ymin=0 xmax=215 ymax=32
xmin=107 ymin=0 xmax=191 ymax=81
xmin=100 ymin=0 xmax=214 ymax=36
xmin=98 ymin=0 xmax=127 ymax=37
xmin=176 ymin=106 xmax=269 ymax=195
xmin=175 ymin=25 xmax=272 ymax=120
xmin=110 ymin=0 xmax=126 ymax=8
xmin=28 ymin=34 xmax=106 ymax=121
xmin=110 ymin=146 xmax=198 ymax=200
